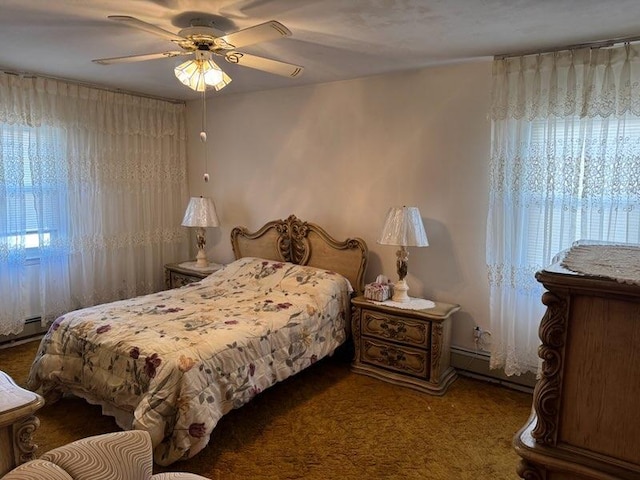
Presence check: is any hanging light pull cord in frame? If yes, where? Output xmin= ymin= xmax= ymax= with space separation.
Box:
xmin=200 ymin=87 xmax=209 ymax=183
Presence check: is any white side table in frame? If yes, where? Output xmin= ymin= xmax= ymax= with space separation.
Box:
xmin=0 ymin=370 xmax=45 ymax=476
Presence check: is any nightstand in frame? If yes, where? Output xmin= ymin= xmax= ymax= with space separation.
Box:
xmin=164 ymin=262 xmax=221 ymax=289
xmin=351 ymin=295 xmax=460 ymax=396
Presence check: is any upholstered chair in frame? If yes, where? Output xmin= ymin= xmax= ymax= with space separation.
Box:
xmin=2 ymin=430 xmax=210 ymax=480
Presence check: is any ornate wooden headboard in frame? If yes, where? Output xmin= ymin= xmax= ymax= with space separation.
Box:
xmin=230 ymin=215 xmax=368 ymax=294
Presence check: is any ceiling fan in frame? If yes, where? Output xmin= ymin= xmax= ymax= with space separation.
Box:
xmin=92 ymin=15 xmax=303 ymax=91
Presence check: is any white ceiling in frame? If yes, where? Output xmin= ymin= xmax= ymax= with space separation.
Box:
xmin=1 ymin=0 xmax=639 ymax=101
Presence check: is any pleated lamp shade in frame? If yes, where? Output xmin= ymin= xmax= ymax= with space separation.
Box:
xmin=378 ymin=206 xmax=428 ymax=247
xmin=181 ymin=197 xmax=219 ymax=228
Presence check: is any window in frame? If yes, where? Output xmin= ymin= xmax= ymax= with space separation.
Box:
xmin=525 ymin=116 xmax=640 ymax=267
xmin=487 ymin=46 xmax=640 ymax=375
xmin=1 ymin=124 xmax=65 ymax=260
xmin=1 ymin=72 xmax=188 ymax=335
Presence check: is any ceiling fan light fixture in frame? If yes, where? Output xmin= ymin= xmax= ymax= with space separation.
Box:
xmin=96 ymin=17 xmax=300 ymax=91
xmin=174 ymin=51 xmax=232 ymax=92
xmin=204 ymin=64 xmax=232 ymax=91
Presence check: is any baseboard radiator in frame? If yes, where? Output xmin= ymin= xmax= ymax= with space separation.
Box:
xmin=0 ymin=317 xmax=47 ymax=349
xmin=450 ymin=346 xmax=536 ymax=393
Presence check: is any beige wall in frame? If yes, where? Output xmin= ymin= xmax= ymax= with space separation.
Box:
xmin=185 ymin=60 xmax=493 ymax=351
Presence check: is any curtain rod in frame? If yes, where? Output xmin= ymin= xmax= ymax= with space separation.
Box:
xmin=494 ymin=33 xmax=640 ymax=60
xmin=0 ymin=68 xmax=185 ymax=105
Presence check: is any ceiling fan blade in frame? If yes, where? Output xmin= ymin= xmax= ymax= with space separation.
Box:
xmin=107 ymin=15 xmax=184 ymax=42
xmin=215 ymin=21 xmax=291 ymax=49
xmin=224 ymin=51 xmax=303 ymax=78
xmin=92 ymin=51 xmax=190 ymax=65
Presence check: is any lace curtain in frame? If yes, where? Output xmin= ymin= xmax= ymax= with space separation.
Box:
xmin=487 ymin=44 xmax=640 ymax=376
xmin=0 ymin=73 xmax=189 ymax=335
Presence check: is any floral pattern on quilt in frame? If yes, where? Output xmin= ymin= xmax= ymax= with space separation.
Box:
xmin=27 ymin=257 xmax=351 ymax=466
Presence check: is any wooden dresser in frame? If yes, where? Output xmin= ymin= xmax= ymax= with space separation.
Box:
xmin=514 ymin=249 xmax=640 ymax=479
xmin=350 ymin=296 xmax=460 ymax=396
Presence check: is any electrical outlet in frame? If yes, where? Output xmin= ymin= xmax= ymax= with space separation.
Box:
xmin=472 ymin=326 xmax=492 ymax=351
xmin=473 ymin=326 xmax=482 ymax=339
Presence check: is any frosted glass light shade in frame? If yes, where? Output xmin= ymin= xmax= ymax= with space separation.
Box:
xmin=378 ymin=206 xmax=428 ymax=247
xmin=174 ymin=58 xmax=232 ymax=92
xmin=181 ymin=197 xmax=219 ymax=228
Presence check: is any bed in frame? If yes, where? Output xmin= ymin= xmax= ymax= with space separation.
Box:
xmin=27 ymin=215 xmax=368 ymax=466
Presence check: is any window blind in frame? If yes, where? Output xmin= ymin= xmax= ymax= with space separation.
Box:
xmin=1 ymin=125 xmax=62 ymax=249
xmin=525 ymin=116 xmax=640 ymax=266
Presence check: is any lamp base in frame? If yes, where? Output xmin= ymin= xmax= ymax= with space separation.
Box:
xmin=195 ymin=247 xmax=209 ymax=268
xmin=391 ymin=279 xmax=410 ymax=302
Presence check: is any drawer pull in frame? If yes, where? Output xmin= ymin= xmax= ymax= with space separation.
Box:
xmin=379 ymin=345 xmax=407 ymax=367
xmin=380 ymin=320 xmax=407 ymax=339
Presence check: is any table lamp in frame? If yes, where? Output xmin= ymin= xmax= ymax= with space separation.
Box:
xmin=378 ymin=206 xmax=429 ymax=302
xmin=181 ymin=196 xmax=220 ymax=269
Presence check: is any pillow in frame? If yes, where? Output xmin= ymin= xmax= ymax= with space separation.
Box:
xmin=201 ymin=257 xmax=352 ymax=294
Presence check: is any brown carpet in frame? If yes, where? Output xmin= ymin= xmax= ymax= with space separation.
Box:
xmin=0 ymin=340 xmax=531 ymax=479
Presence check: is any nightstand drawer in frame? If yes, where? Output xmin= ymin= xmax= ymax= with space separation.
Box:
xmin=361 ymin=337 xmax=429 ymax=378
xmin=361 ymin=309 xmax=430 ymax=348
xmin=169 ymin=271 xmax=200 ymax=288
xmin=165 ymin=262 xmax=219 ymax=290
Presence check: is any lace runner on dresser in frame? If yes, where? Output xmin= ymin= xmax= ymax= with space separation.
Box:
xmin=371 ymin=298 xmax=436 ymax=310
xmin=561 ymin=243 xmax=640 ymax=286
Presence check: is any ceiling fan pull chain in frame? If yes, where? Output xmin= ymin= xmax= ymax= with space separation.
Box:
xmin=201 ymin=87 xmax=209 ymax=183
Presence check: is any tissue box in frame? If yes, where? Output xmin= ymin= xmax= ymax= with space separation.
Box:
xmin=364 ymin=282 xmax=393 ymax=302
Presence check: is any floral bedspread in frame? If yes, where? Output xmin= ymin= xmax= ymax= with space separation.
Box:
xmin=27 ymin=257 xmax=351 ymax=466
